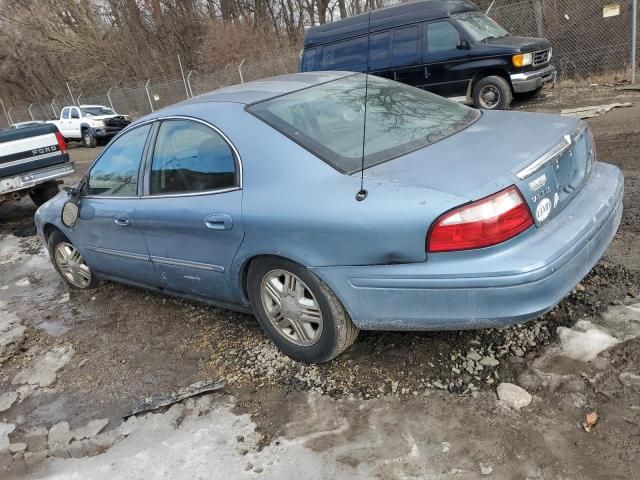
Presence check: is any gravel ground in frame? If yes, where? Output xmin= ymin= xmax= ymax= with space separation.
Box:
xmin=1 ymin=84 xmax=640 ymax=478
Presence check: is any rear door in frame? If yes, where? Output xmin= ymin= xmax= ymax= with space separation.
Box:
xmin=388 ymin=25 xmax=422 ymax=86
xmin=68 ymin=107 xmax=82 ymax=139
xmin=422 ymin=20 xmax=472 ymax=97
xmin=59 ymin=108 xmax=71 ymax=137
xmin=134 ymin=118 xmax=244 ymax=303
xmin=72 ymin=123 xmax=159 ymax=286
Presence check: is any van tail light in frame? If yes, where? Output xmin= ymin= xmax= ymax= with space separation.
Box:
xmin=427 ymin=186 xmax=534 ymax=253
xmin=54 ymin=130 xmax=68 ymax=155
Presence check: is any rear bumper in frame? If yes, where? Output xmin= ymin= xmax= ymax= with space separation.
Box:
xmin=510 ymin=65 xmax=557 ymax=93
xmin=0 ymin=162 xmax=75 ymax=196
xmin=311 ymin=162 xmax=623 ymax=331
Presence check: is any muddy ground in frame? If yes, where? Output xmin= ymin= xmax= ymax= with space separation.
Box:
xmin=1 ymin=84 xmax=640 ymax=479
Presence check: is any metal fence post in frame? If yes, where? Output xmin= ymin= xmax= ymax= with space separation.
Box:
xmin=145 ymin=80 xmax=154 ymax=112
xmin=0 ymin=98 xmax=9 ymax=126
xmin=186 ymin=70 xmax=194 ymax=98
xmin=178 ymin=54 xmax=190 ymax=99
xmin=76 ymin=94 xmax=83 ymax=105
xmin=66 ymin=82 xmax=75 ymax=105
xmin=633 ymin=0 xmax=638 ymax=83
xmin=7 ymin=108 xmax=13 ymax=125
xmin=28 ymin=104 xmax=34 ymax=121
xmin=51 ymin=99 xmax=58 ymax=119
xmin=106 ymin=87 xmax=114 ymax=110
xmin=238 ymin=59 xmax=245 ymax=83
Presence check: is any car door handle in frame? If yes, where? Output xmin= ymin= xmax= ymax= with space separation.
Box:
xmin=113 ymin=214 xmax=131 ymax=227
xmin=204 ymin=213 xmax=232 ymax=231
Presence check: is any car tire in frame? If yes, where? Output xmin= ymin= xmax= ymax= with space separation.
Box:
xmin=247 ymin=257 xmax=359 ymax=363
xmin=82 ymin=129 xmax=97 ymax=148
xmin=29 ymin=181 xmax=60 ymax=207
xmin=472 ymin=75 xmax=513 ymax=110
xmin=48 ymin=230 xmax=99 ymax=290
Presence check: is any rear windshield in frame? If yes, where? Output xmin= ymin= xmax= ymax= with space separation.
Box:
xmin=247 ymin=74 xmax=479 ymax=173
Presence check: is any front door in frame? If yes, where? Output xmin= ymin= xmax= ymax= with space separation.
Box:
xmin=73 ymin=123 xmax=159 ymax=286
xmin=134 ymin=118 xmax=244 ymax=303
xmin=421 ymin=20 xmax=472 ymax=97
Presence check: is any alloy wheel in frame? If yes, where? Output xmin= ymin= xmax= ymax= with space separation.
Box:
xmin=54 ymin=242 xmax=92 ymax=288
xmin=260 ymin=269 xmax=323 ymax=346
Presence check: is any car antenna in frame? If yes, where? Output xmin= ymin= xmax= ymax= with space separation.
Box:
xmin=356 ymin=0 xmax=373 ymax=202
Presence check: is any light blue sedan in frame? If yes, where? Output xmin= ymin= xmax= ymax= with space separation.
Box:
xmin=34 ymin=72 xmax=623 ymax=363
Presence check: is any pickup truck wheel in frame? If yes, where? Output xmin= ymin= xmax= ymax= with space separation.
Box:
xmin=48 ymin=231 xmax=98 ymax=290
xmin=82 ymin=129 xmax=97 ymax=148
xmin=472 ymin=76 xmax=513 ymax=110
xmin=248 ymin=257 xmax=359 ymax=363
xmin=29 ymin=181 xmax=60 ymax=207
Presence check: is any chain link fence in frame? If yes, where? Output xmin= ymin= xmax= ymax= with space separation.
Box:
xmin=1 ymin=0 xmax=638 ymax=129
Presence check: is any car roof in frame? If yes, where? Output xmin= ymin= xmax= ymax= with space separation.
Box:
xmin=171 ymin=71 xmax=354 ymax=107
xmin=303 ymin=0 xmax=480 ymax=48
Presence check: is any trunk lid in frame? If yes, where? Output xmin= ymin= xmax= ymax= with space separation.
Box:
xmin=365 ymin=110 xmax=594 ymax=227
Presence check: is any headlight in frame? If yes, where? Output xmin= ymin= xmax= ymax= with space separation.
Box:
xmin=90 ymin=120 xmax=104 ymax=127
xmin=512 ymin=53 xmax=533 ymax=67
xmin=548 ymin=47 xmax=553 ymax=60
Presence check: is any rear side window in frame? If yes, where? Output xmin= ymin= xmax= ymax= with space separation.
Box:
xmin=61 ymin=108 xmax=70 ymax=119
xmin=150 ymin=120 xmax=236 ymax=195
xmin=320 ymin=37 xmax=368 ymax=70
xmin=392 ymin=26 xmax=418 ymax=65
xmin=369 ymin=32 xmax=391 ymax=70
xmin=300 ymin=48 xmax=318 ymax=71
xmin=427 ymin=21 xmax=461 ymax=52
xmin=88 ymin=124 xmax=151 ymax=196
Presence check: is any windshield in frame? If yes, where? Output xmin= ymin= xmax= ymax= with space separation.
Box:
xmin=455 ymin=13 xmax=509 ymax=42
xmin=247 ymin=74 xmax=480 ymax=173
xmin=81 ymin=107 xmax=116 ymax=117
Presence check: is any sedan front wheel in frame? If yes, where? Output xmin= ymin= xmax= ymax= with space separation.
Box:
xmin=48 ymin=231 xmax=98 ymax=290
xmin=248 ymin=257 xmax=358 ymax=363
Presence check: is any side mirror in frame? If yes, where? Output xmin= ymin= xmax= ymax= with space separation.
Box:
xmin=457 ymin=39 xmax=470 ymax=50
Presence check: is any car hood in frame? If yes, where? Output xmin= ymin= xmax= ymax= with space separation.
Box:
xmin=483 ymin=35 xmax=551 ymax=52
xmin=364 ymin=110 xmax=580 ymax=201
xmin=84 ymin=115 xmax=123 ymax=120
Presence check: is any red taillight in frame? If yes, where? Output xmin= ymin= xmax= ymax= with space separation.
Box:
xmin=54 ymin=130 xmax=67 ymax=154
xmin=427 ymin=186 xmax=534 ymax=253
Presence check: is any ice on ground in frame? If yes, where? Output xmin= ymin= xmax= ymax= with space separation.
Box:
xmin=15 ymin=277 xmax=31 ymax=287
xmin=556 ymin=304 xmax=640 ymax=362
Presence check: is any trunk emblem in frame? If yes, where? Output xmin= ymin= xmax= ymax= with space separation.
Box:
xmin=535 ymin=197 xmax=552 ymax=222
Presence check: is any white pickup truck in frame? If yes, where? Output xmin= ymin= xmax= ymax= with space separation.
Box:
xmin=48 ymin=104 xmax=130 ymax=148
xmin=0 ymin=124 xmax=74 ymax=206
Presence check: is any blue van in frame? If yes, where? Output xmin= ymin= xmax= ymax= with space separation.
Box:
xmin=300 ymin=0 xmax=556 ymax=109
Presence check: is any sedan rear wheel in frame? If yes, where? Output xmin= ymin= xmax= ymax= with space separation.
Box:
xmin=48 ymin=231 xmax=98 ymax=290
xmin=248 ymin=257 xmax=358 ymax=363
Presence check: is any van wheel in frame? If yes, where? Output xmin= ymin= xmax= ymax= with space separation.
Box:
xmin=248 ymin=257 xmax=359 ymax=363
xmin=82 ymin=129 xmax=97 ymax=148
xmin=472 ymin=76 xmax=512 ymax=110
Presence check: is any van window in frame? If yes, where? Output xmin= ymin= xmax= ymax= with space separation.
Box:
xmin=427 ymin=21 xmax=461 ymax=53
xmin=320 ymin=37 xmax=368 ymax=70
xmin=301 ymin=48 xmax=318 ymax=71
xmin=392 ymin=26 xmax=418 ymax=65
xmin=369 ymin=32 xmax=391 ymax=70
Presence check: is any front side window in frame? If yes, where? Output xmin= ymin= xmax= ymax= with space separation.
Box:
xmin=87 ymin=124 xmax=151 ymax=196
xmin=427 ymin=21 xmax=461 ymax=53
xmin=70 ymin=108 xmax=80 ymax=119
xmin=248 ymin=73 xmax=479 ymax=173
xmin=454 ymin=13 xmax=509 ymax=42
xmin=150 ymin=120 xmax=236 ymax=195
